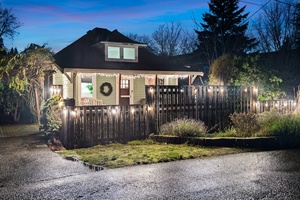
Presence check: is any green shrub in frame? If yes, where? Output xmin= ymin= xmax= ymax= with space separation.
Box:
xmin=40 ymin=94 xmax=63 ymax=135
xmin=260 ymin=113 xmax=300 ymax=136
xmin=229 ymin=112 xmax=259 ymax=137
xmin=159 ymin=118 xmax=206 ymax=137
xmin=256 ymin=109 xmax=283 ymax=136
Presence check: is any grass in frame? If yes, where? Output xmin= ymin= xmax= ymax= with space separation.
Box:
xmin=58 ymin=139 xmax=248 ymax=169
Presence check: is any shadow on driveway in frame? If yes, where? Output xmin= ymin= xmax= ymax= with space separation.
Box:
xmin=0 ymin=125 xmax=93 ymax=188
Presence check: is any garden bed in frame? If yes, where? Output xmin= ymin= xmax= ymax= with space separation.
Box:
xmin=150 ymin=135 xmax=300 ymax=150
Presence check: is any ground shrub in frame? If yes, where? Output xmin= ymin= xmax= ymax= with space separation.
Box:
xmin=229 ymin=112 xmax=259 ymax=137
xmin=159 ymin=118 xmax=206 ymax=137
xmin=256 ymin=109 xmax=283 ymax=136
xmin=40 ymin=94 xmax=63 ymax=135
xmin=259 ymin=113 xmax=300 ymax=136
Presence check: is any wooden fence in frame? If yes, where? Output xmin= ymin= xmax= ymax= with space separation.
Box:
xmin=60 ymin=85 xmax=298 ymax=149
xmin=146 ymin=85 xmax=258 ymax=132
xmin=60 ymin=104 xmax=151 ymax=149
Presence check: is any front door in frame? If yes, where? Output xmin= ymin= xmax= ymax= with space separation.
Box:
xmin=120 ymin=79 xmax=130 ymax=105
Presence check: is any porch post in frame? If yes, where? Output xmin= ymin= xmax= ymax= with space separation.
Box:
xmin=72 ymin=72 xmax=77 ymax=103
xmin=118 ymin=74 xmax=121 ymax=105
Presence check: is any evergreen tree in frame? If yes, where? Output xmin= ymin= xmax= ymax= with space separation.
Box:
xmin=295 ymin=3 xmax=300 ymax=49
xmin=195 ymin=0 xmax=257 ymax=64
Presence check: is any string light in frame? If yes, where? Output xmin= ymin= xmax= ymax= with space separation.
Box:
xmin=77 ymin=73 xmax=189 ymax=79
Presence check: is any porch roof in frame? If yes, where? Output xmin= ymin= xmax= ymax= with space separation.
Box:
xmin=53 ymin=27 xmax=203 ymax=75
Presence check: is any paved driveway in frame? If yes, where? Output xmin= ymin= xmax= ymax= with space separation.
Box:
xmin=0 ymin=125 xmax=300 ymax=199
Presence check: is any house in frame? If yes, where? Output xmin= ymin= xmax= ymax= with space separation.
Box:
xmin=52 ymin=27 xmax=204 ymax=105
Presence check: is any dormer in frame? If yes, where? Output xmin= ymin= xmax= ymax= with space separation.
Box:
xmin=102 ymin=42 xmax=147 ymax=63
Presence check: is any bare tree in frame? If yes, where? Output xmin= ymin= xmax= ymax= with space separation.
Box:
xmin=253 ymin=0 xmax=297 ymax=52
xmin=127 ymin=22 xmax=196 ymax=56
xmin=125 ymin=33 xmax=156 ymax=53
xmin=152 ymin=21 xmax=182 ymax=56
xmin=178 ymin=30 xmax=197 ymax=55
xmin=0 ymin=3 xmax=21 ymax=42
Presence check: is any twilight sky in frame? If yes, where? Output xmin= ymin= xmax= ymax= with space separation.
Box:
xmin=2 ymin=0 xmax=265 ymax=53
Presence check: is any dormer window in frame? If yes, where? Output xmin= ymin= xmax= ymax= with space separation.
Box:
xmin=102 ymin=42 xmax=146 ymax=63
xmin=123 ymin=47 xmax=135 ymax=60
xmin=107 ymin=46 xmax=121 ymax=59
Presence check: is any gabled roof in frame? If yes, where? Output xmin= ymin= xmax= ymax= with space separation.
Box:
xmin=53 ymin=28 xmax=203 ymax=74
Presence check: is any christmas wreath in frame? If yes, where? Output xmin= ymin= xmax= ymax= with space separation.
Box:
xmin=100 ymin=82 xmax=113 ymax=96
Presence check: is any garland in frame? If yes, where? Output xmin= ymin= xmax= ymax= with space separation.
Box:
xmin=100 ymin=82 xmax=113 ymax=96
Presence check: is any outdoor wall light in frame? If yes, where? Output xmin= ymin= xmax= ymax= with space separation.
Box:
xmin=220 ymin=88 xmax=224 ymax=92
xmin=131 ymin=108 xmax=135 ymax=114
xmin=147 ymin=106 xmax=153 ymax=111
xmin=71 ymin=110 xmax=77 ymax=117
xmin=180 ymin=88 xmax=184 ymax=93
xmin=149 ymin=87 xmax=154 ymax=93
xmin=112 ymin=109 xmax=117 ymax=114
xmin=207 ymin=88 xmax=212 ymax=92
xmin=63 ymin=108 xmax=68 ymax=115
xmin=244 ymin=88 xmax=247 ymax=92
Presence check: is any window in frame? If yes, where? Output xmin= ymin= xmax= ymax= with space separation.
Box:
xmin=121 ymin=79 xmax=129 ymax=89
xmin=123 ymin=47 xmax=135 ymax=60
xmin=108 ymin=46 xmax=120 ymax=59
xmin=81 ymin=77 xmax=93 ymax=98
xmin=105 ymin=44 xmax=138 ymax=62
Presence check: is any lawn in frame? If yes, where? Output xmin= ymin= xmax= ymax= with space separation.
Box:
xmin=58 ymin=139 xmax=249 ymax=169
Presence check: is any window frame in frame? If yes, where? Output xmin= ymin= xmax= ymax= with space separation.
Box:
xmin=104 ymin=43 xmax=139 ymax=63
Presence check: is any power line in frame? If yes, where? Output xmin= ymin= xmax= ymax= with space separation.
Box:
xmin=245 ymin=0 xmax=272 ymax=21
xmin=274 ymin=0 xmax=298 ymax=7
xmin=240 ymin=1 xmax=262 ymax=6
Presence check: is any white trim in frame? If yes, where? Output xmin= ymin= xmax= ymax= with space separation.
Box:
xmin=65 ymin=68 xmax=204 ymax=76
xmin=104 ymin=43 xmax=139 ymax=63
xmin=101 ymin=41 xmax=147 ymax=47
xmin=92 ymin=75 xmax=96 ymax=99
xmin=130 ymin=78 xmax=134 ymax=104
xmin=116 ymin=74 xmax=120 ymax=105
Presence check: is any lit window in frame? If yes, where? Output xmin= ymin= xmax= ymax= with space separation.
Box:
xmin=81 ymin=77 xmax=93 ymax=98
xmin=108 ymin=46 xmax=120 ymax=59
xmin=121 ymin=79 xmax=129 ymax=89
xmin=124 ymin=47 xmax=135 ymax=59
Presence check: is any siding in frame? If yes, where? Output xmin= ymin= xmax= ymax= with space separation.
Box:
xmin=53 ymin=70 xmax=63 ymax=85
xmin=133 ymin=77 xmax=145 ymax=104
xmin=57 ymin=71 xmax=73 ymax=99
xmin=97 ymin=75 xmax=117 ymax=104
xmin=167 ymin=78 xmax=177 ymax=85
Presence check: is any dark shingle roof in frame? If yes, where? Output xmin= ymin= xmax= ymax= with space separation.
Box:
xmin=54 ymin=28 xmax=202 ymax=73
